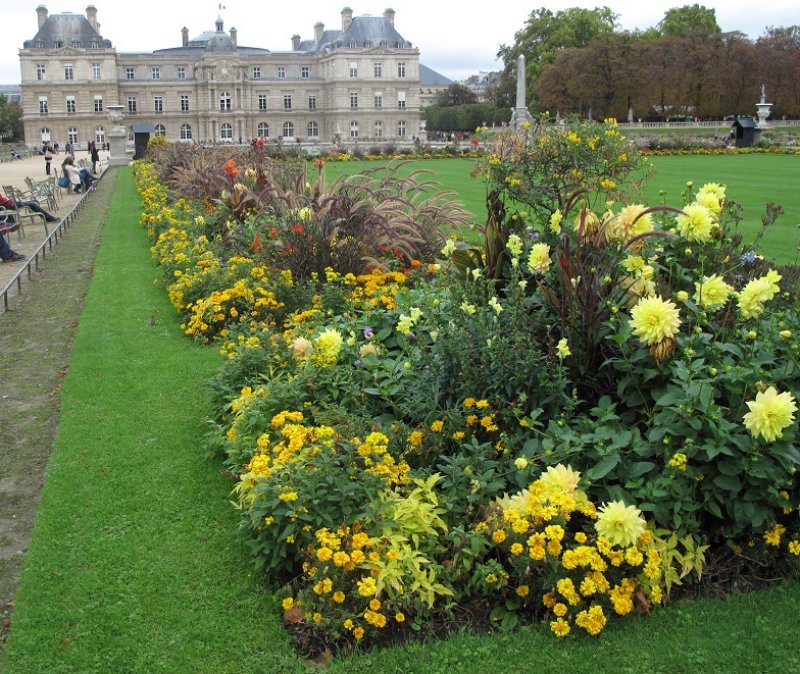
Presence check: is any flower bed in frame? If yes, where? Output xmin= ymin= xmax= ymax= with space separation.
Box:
xmin=134 ymin=125 xmax=799 ymax=656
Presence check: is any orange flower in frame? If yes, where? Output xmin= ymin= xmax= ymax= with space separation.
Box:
xmin=223 ymin=159 xmax=240 ymax=177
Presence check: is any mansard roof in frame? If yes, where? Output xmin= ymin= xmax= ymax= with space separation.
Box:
xmin=419 ymin=64 xmax=451 ymax=86
xmin=23 ymin=12 xmax=112 ymax=49
xmin=299 ymin=14 xmax=412 ymax=52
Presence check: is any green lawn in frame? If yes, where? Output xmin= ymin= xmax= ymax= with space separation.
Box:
xmin=3 ymin=163 xmax=799 ymax=673
xmin=323 ymin=154 xmax=800 ymax=263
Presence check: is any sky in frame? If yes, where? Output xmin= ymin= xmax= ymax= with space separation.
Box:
xmin=1 ymin=1 xmax=799 ymax=85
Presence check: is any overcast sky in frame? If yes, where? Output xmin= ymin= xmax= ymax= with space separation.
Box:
xmin=2 ymin=1 xmax=798 ymax=85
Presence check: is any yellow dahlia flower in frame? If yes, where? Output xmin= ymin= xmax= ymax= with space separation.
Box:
xmin=676 ymin=203 xmax=716 ymax=243
xmin=595 ymin=501 xmax=646 ymax=547
xmin=693 ymin=274 xmax=733 ymax=310
xmin=743 ymin=386 xmax=797 ymax=442
xmin=698 ymin=182 xmax=726 ymax=202
xmin=527 ymin=243 xmax=552 ymax=274
xmin=606 ymin=204 xmax=653 ymax=242
xmin=737 ymin=271 xmax=781 ymax=319
xmin=629 ymin=296 xmax=681 ymax=345
xmin=539 ymin=464 xmax=582 ymax=498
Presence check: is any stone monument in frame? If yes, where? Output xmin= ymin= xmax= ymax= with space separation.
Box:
xmin=106 ymin=104 xmax=130 ymax=167
xmin=509 ymin=54 xmax=534 ymax=131
xmin=755 ymin=83 xmax=772 ymax=129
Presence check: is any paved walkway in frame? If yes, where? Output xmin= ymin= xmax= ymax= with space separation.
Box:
xmin=0 ymin=150 xmax=108 ymax=289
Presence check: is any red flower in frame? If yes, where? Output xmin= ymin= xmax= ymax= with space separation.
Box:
xmin=256 ymin=137 xmax=265 ymax=148
xmin=224 ymin=159 xmax=240 ymax=177
xmin=314 ymin=158 xmax=325 ymax=169
xmin=269 ymin=228 xmax=279 ymax=238
xmin=292 ymin=224 xmax=305 ymax=234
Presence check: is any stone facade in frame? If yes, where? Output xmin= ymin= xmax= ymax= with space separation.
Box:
xmin=19 ymin=6 xmax=424 ymax=148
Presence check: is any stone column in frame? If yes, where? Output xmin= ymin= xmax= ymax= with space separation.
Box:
xmin=106 ymin=105 xmax=129 ymax=166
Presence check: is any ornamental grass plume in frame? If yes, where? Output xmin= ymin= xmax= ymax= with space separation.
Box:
xmin=693 ymin=274 xmax=734 ymax=310
xmin=595 ymin=501 xmax=646 ymax=547
xmin=743 ymin=386 xmax=797 ymax=442
xmin=675 ymin=203 xmax=717 ymax=243
xmin=629 ymin=295 xmax=681 ymax=346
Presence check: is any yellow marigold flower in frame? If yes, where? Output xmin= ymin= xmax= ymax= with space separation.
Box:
xmin=595 ymin=501 xmax=647 ymax=548
xmin=574 ymin=532 xmax=588 ymax=544
xmin=316 ymin=547 xmax=333 ymax=562
xmin=650 ymin=585 xmax=663 ymax=604
xmin=694 ymin=274 xmax=733 ymax=310
xmin=763 ymin=523 xmax=787 ymax=547
xmin=357 ymin=577 xmax=378 ymax=597
xmin=408 ymin=431 xmax=424 ymax=448
xmin=553 ymin=602 xmax=568 ymax=617
xmin=629 ymin=295 xmax=681 ymax=346
xmin=575 ymin=604 xmax=607 ymax=636
xmin=668 ymin=452 xmax=688 ymax=471
xmin=466 ymin=414 xmax=478 ymax=426
xmin=312 ymin=612 xmax=322 ymax=623
xmin=351 ymin=532 xmax=370 ymax=549
xmin=353 ymin=627 xmax=365 ymax=640
xmin=492 ymin=529 xmax=507 ymax=544
xmin=333 ymin=591 xmax=346 ymax=604
xmin=475 ymin=399 xmax=490 ymax=409
xmin=624 ymin=546 xmax=644 ymax=566
xmin=527 ymin=242 xmax=552 ymax=275
xmin=333 ymin=551 xmax=351 ymax=567
xmin=281 ymin=597 xmax=294 ymax=610
xmin=452 ymin=431 xmax=466 ymax=441
xmin=788 ymin=540 xmax=800 ymax=556
xmin=395 ymin=612 xmax=406 ymax=623
xmin=430 ymin=420 xmax=444 ymax=432
xmin=743 ymin=386 xmax=797 ymax=442
xmin=550 ymin=618 xmax=570 ymax=638
xmin=510 ymin=542 xmax=524 ymax=556
xmin=369 ymin=598 xmax=382 ymax=611
xmin=350 ymin=549 xmax=366 ymax=565
xmin=463 ymin=397 xmax=476 ymax=408
xmin=545 ymin=525 xmax=565 ymax=542
xmin=676 ymin=203 xmax=716 ymax=242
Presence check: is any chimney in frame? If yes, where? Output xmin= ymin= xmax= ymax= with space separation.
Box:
xmin=181 ymin=27 xmax=189 ymax=47
xmin=86 ymin=5 xmax=98 ymax=30
xmin=36 ymin=5 xmax=49 ymax=30
xmin=230 ymin=26 xmax=237 ymax=47
xmin=341 ymin=7 xmax=353 ymax=33
xmin=314 ymin=22 xmax=324 ymax=45
xmin=291 ymin=34 xmax=300 ymax=51
xmin=383 ymin=8 xmax=395 ymax=26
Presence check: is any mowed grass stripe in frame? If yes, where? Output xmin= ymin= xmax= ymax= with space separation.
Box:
xmin=2 ymin=167 xmax=300 ymax=674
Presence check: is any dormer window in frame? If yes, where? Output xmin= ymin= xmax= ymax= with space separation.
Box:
xmin=72 ymin=41 xmax=81 ymax=48
xmin=91 ymin=41 xmax=99 ymax=49
xmin=53 ymin=41 xmax=63 ymax=48
xmin=36 ymin=42 xmax=44 ymax=49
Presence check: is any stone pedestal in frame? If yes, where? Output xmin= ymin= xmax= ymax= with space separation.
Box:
xmin=755 ymin=102 xmax=772 ymax=129
xmin=106 ymin=105 xmax=130 ymax=167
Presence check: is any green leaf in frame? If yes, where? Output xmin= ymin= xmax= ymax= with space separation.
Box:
xmin=712 ymin=473 xmax=741 ymax=492
xmin=587 ymin=454 xmax=621 ymax=480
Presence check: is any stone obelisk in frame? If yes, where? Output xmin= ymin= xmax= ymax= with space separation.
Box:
xmin=510 ymin=54 xmax=534 ymax=131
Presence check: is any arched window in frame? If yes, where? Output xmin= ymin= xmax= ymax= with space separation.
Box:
xmin=350 ymin=121 xmax=359 ymax=138
xmin=95 ymin=126 xmax=106 ymax=143
xmin=220 ymin=122 xmax=233 ymax=139
xmin=180 ymin=124 xmax=192 ymax=140
xmin=257 ymin=122 xmax=269 ymax=138
xmin=154 ymin=124 xmax=166 ymax=137
xmin=282 ymin=121 xmax=294 ymax=138
xmin=307 ymin=121 xmax=319 ymax=138
xmin=68 ymin=127 xmax=78 ymax=144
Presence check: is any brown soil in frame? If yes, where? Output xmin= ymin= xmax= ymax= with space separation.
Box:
xmin=0 ymin=169 xmax=115 ymax=663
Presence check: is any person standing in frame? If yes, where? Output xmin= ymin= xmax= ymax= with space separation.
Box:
xmin=90 ymin=142 xmax=100 ymax=174
xmin=44 ymin=145 xmax=53 ymax=175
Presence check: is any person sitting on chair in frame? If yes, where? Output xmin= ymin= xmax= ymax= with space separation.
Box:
xmin=0 ymin=193 xmax=58 ymax=223
xmin=0 ymin=223 xmax=25 ymax=262
xmin=61 ymin=156 xmax=83 ymax=193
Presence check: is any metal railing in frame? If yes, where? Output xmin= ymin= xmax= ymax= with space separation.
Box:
xmin=1 ymin=181 xmax=99 ymax=312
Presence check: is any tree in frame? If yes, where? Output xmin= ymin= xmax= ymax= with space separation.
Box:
xmin=435 ymin=83 xmax=478 ymax=107
xmin=0 ymin=96 xmax=23 ymax=143
xmin=658 ymin=4 xmax=721 ymax=36
xmin=497 ymin=6 xmax=618 ymax=111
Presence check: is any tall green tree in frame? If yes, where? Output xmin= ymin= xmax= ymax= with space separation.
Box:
xmin=0 ymin=95 xmax=23 ymax=143
xmin=496 ymin=6 xmax=618 ymax=111
xmin=435 ymin=83 xmax=478 ymax=107
xmin=658 ymin=4 xmax=721 ymax=36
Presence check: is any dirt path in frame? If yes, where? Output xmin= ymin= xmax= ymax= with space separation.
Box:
xmin=0 ymin=169 xmax=115 ymax=661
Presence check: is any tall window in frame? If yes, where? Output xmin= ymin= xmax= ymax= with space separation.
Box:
xmin=349 ymin=61 xmax=358 ymax=78
xmin=177 ymin=66 xmax=186 ymax=80
xmin=91 ymin=63 xmax=101 ymax=80
xmin=282 ymin=121 xmax=294 ymax=137
xmin=66 ymin=97 xmax=76 ymax=113
xmin=153 ymin=124 xmax=165 ymax=137
xmin=397 ymin=61 xmax=406 ymax=78
xmin=374 ymin=92 xmax=383 ymax=109
xmin=125 ymin=67 xmax=135 ymax=80
xmin=127 ymin=96 xmax=137 ymax=113
xmin=220 ymin=122 xmax=233 ymax=140
xmin=257 ymin=122 xmax=269 ymax=138
xmin=258 ymin=94 xmax=267 ymax=111
xmin=64 ymin=64 xmax=74 ymax=80
xmin=373 ymin=62 xmax=382 ymax=78
xmin=154 ymin=96 xmax=163 ymax=113
xmin=397 ymin=120 xmax=407 ymax=137
xmin=94 ymin=95 xmax=103 ymax=112
xmin=307 ymin=121 xmax=319 ymax=137
xmin=283 ymin=94 xmax=292 ymax=110
xmin=308 ymin=95 xmax=316 ymax=110
xmin=180 ymin=95 xmax=189 ymax=112
xmin=397 ymin=91 xmax=406 ymax=109
xmin=151 ymin=67 xmax=160 ymax=80
xmin=219 ymin=91 xmax=231 ymax=111
xmin=68 ymin=127 xmax=78 ymax=144
xmin=180 ymin=124 xmax=192 ymax=140
xmin=95 ymin=126 xmax=106 ymax=143
xmin=350 ymin=92 xmax=358 ymax=109
xmin=350 ymin=121 xmax=359 ymax=137
xmin=374 ymin=120 xmax=383 ymax=137
xmin=36 ymin=64 xmax=46 ymax=80
xmin=39 ymin=96 xmax=48 ymax=114
xmin=253 ymin=66 xmax=261 ymax=79
xmin=277 ymin=66 xmax=286 ymax=79
xmin=301 ymin=66 xmax=310 ymax=79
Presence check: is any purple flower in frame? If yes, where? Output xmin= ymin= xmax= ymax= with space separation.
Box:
xmin=363 ymin=327 xmax=374 ymax=339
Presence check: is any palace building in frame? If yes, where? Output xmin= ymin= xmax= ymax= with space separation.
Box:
xmin=19 ymin=5 xmax=431 ymax=148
